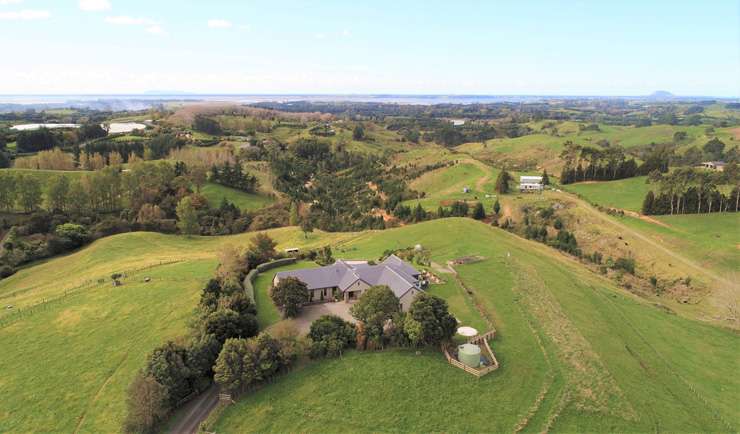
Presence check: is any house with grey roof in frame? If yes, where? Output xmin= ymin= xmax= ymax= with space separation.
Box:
xmin=273 ymin=254 xmax=424 ymax=311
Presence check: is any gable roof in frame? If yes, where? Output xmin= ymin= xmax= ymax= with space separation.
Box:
xmin=274 ymin=255 xmax=421 ymax=298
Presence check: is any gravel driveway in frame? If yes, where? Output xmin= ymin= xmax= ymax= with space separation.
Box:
xmin=268 ymin=301 xmax=355 ymax=335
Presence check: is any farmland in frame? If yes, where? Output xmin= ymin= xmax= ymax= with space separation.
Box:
xmin=566 ymin=176 xmax=651 ymax=212
xmin=0 ymin=215 xmax=738 ymax=432
xmin=211 ymin=219 xmax=739 ymax=433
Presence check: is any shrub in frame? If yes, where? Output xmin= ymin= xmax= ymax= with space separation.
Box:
xmin=350 ymin=285 xmax=401 ymax=341
xmin=204 ymin=308 xmax=259 ymax=344
xmin=612 ymin=257 xmax=636 ymax=275
xmin=308 ymin=315 xmax=356 ymax=358
xmin=404 ymin=293 xmax=456 ymax=346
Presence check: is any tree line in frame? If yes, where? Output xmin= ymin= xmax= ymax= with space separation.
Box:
xmin=641 ymin=166 xmax=740 ymax=215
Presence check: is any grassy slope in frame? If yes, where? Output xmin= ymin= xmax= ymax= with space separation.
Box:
xmin=200 ymin=182 xmax=273 ymax=211
xmin=456 ymin=123 xmax=737 ymax=173
xmin=0 ymin=228 xmax=358 ymax=433
xmin=566 ymin=176 xmax=651 ymax=212
xmin=214 ymin=219 xmax=739 ymax=433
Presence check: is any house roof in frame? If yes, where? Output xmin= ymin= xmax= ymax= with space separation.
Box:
xmin=274 ymin=254 xmax=421 ymax=298
xmin=520 ymin=175 xmax=543 ymax=183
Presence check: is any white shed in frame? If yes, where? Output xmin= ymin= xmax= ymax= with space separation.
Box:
xmin=519 ymin=176 xmax=543 ymax=192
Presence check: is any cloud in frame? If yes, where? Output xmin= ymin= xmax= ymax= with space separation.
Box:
xmin=0 ymin=9 xmax=50 ymax=20
xmin=105 ymin=15 xmax=155 ymax=25
xmin=78 ymin=0 xmax=111 ymax=11
xmin=105 ymin=15 xmax=165 ymax=35
xmin=146 ymin=25 xmax=165 ymax=35
xmin=0 ymin=0 xmax=24 ymax=5
xmin=207 ymin=19 xmax=232 ymax=28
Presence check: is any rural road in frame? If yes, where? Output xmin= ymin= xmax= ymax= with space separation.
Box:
xmin=168 ymin=385 xmax=219 ymax=434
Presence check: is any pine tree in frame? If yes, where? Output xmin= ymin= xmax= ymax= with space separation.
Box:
xmin=542 ymin=169 xmax=550 ymax=186
xmin=494 ymin=170 xmax=511 ymax=194
xmin=492 ymin=199 xmax=501 ymax=216
xmin=472 ymin=202 xmax=486 ymax=220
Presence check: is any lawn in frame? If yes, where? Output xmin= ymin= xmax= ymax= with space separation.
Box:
xmin=252 ymin=260 xmax=318 ymax=328
xmin=2 ymin=220 xmax=738 ymax=433
xmin=566 ymin=176 xmax=651 ymax=212
xmin=200 ymin=182 xmax=274 ymax=211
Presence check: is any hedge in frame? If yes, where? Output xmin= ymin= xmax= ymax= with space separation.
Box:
xmin=242 ymin=257 xmax=297 ymax=302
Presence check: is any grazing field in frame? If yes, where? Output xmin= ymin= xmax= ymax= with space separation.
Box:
xmin=566 ymin=176 xmax=651 ymax=212
xmin=0 ymin=260 xmax=212 ymax=433
xmin=1 ymin=220 xmax=738 ymax=433
xmin=214 ymin=219 xmax=739 ymax=433
xmin=0 ymin=228 xmax=357 ymax=433
xmin=621 ymin=212 xmax=740 ymax=280
xmin=200 ymin=182 xmax=274 ymax=211
xmin=456 ymin=123 xmax=737 ymax=172
xmin=403 ymin=159 xmax=500 ymax=209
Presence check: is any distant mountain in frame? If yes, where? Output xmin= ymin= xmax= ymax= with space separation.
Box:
xmin=143 ymin=90 xmax=192 ymax=95
xmin=648 ymin=90 xmax=675 ymax=99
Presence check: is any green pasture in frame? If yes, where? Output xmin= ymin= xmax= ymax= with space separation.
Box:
xmin=200 ymin=182 xmax=274 ymax=211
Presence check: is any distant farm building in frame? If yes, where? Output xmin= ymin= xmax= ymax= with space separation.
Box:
xmin=699 ymin=161 xmax=726 ymax=171
xmin=273 ymin=255 xmax=423 ymax=310
xmin=519 ymin=175 xmax=543 ymax=192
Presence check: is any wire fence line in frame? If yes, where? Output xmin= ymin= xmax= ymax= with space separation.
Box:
xmin=0 ymin=258 xmax=186 ymax=329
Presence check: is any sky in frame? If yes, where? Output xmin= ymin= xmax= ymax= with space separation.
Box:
xmin=0 ymin=0 xmax=738 ymax=96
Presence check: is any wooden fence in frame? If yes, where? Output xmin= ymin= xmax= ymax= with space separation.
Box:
xmin=0 ymin=258 xmax=184 ymax=329
xmin=442 ymin=330 xmax=500 ymax=377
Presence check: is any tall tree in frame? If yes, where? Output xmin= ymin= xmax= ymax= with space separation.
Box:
xmin=349 ymin=285 xmax=401 ymax=339
xmin=176 ymin=196 xmax=200 ymax=236
xmin=270 ymin=277 xmax=309 ymax=318
xmin=494 ymin=170 xmax=511 ymax=194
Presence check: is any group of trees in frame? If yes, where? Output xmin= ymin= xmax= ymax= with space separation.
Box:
xmin=193 ymin=115 xmax=223 ymax=135
xmin=642 ymin=166 xmax=740 ymax=215
xmin=0 ymin=162 xmax=282 ymax=277
xmin=270 ymin=138 xmax=403 ymax=231
xmin=210 ymin=161 xmax=259 ymax=193
xmin=349 ymin=286 xmax=456 ymax=350
xmin=559 ymin=142 xmax=640 ymax=184
xmin=124 ymin=234 xmax=280 ymax=433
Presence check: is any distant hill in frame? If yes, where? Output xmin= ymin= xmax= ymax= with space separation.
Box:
xmin=648 ymin=90 xmax=675 ymax=99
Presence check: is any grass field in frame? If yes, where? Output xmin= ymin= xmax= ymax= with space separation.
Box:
xmin=1 ymin=219 xmax=738 ymax=432
xmin=0 ymin=228 xmax=357 ymax=433
xmin=200 ymin=182 xmax=274 ymax=211
xmin=213 ymin=219 xmax=739 ymax=433
xmin=566 ymin=176 xmax=651 ymax=212
xmin=456 ymin=122 xmax=737 ymax=173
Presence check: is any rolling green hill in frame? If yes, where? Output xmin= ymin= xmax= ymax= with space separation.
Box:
xmin=213 ymin=219 xmax=739 ymax=433
xmin=200 ymin=182 xmax=274 ymax=211
xmin=1 ymin=219 xmax=737 ymax=433
xmin=566 ymin=176 xmax=651 ymax=212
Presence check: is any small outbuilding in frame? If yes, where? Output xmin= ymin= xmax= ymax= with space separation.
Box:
xmin=519 ymin=175 xmax=543 ymax=192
